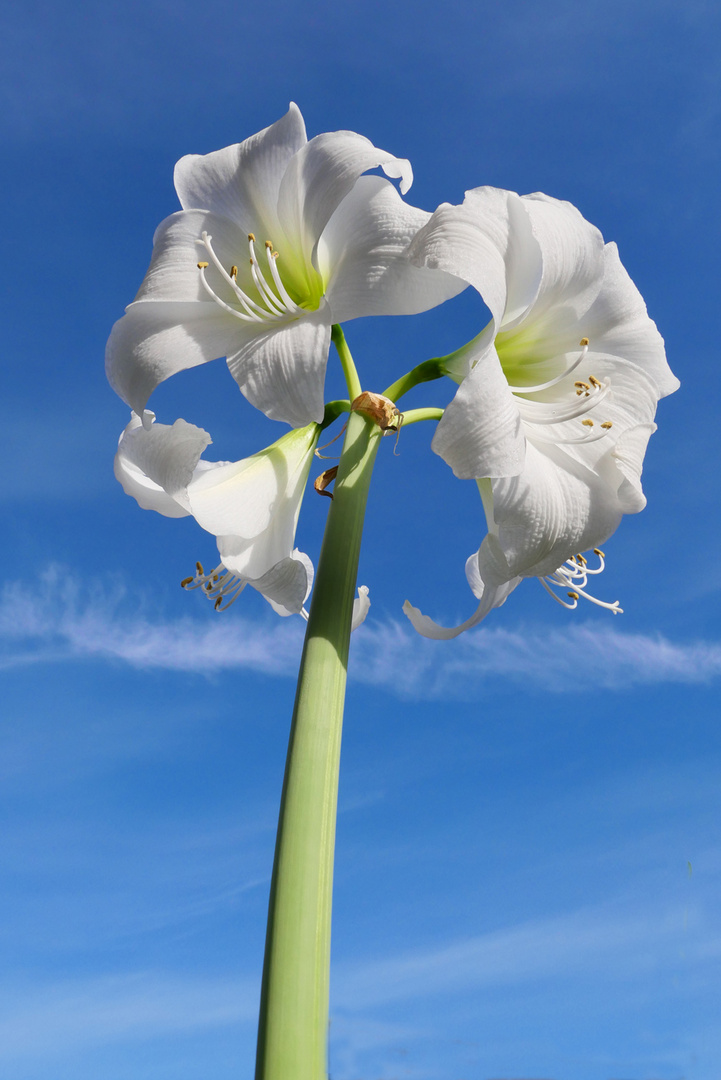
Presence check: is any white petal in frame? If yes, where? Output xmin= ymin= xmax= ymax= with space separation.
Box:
xmin=248 ymin=550 xmax=314 ymax=616
xmin=106 ymin=300 xmax=245 ymax=417
xmin=408 ymin=187 xmax=540 ymax=328
xmin=607 ymin=422 xmax=657 ymax=513
xmin=174 ymin=104 xmax=307 ymax=235
xmin=226 ymin=305 xmax=331 ymax=427
xmin=135 ymin=209 xmax=252 ymax=304
xmin=516 ymin=193 xmax=605 ymax=328
xmin=403 ymin=576 xmax=520 ymax=639
xmin=277 ymin=129 xmax=413 ymax=269
xmin=579 ymin=243 xmax=679 ymax=399
xmin=431 ymin=342 xmax=525 ymax=480
xmin=351 ymin=585 xmax=371 ymax=631
xmin=485 ymin=440 xmax=625 ymax=581
xmin=320 ymin=176 xmax=465 ymax=322
xmin=192 ymin=424 xmax=318 ymax=580
xmin=114 ymin=412 xmax=211 ymax=516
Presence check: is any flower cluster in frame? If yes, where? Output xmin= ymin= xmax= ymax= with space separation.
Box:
xmin=107 ymin=105 xmax=678 ymax=631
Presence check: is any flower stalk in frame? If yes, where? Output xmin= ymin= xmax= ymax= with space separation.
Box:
xmin=254 ymin=408 xmax=381 ymax=1080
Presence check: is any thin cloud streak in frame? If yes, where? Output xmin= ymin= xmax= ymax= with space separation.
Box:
xmin=2 ymin=567 xmax=721 ymax=692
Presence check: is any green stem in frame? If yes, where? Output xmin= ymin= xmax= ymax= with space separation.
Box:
xmin=331 ymin=324 xmax=362 ymax=401
xmin=382 ymin=357 xmax=447 ymax=402
xmin=401 ymin=406 xmax=444 ymax=425
xmin=255 ymin=409 xmax=381 ymax=1080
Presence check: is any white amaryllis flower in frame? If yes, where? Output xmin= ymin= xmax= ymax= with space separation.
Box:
xmin=106 ymin=104 xmax=462 ymax=429
xmin=403 ymin=187 xmax=679 ymax=638
xmin=115 ymin=413 xmax=319 ymax=616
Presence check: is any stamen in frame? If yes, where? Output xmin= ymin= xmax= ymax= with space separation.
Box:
xmin=197 ymin=232 xmax=300 ymax=324
xmin=601 ymin=421 xmax=613 ymax=429
xmin=538 ymin=549 xmax=622 ymax=614
xmin=582 ymin=419 xmax=594 ymax=427
xmin=181 ymin=560 xmax=248 ymax=611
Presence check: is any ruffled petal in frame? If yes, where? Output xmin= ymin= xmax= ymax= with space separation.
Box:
xmin=114 ymin=412 xmax=211 ymax=516
xmin=516 ymin=193 xmax=605 ymax=328
xmin=484 ymin=440 xmax=625 ymax=581
xmin=431 ymin=342 xmax=525 ymax=480
xmin=408 ymin=187 xmax=540 ymax=328
xmin=277 ymin=129 xmax=413 ymax=271
xmin=226 ymin=304 xmax=332 ymax=427
xmin=247 ymin=549 xmax=314 ymax=616
xmin=579 ymin=243 xmax=679 ymax=399
xmin=320 ymin=176 xmax=465 ymax=321
xmin=174 ymin=103 xmax=307 ymax=236
xmin=106 ymin=300 xmax=246 ymax=417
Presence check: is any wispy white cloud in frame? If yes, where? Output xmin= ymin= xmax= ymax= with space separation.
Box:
xmin=3 ymin=566 xmax=721 ymax=693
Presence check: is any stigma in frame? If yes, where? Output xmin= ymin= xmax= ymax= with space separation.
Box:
xmin=539 ymin=549 xmax=623 ymax=614
xmin=195 ymin=231 xmax=301 ymax=324
xmin=181 ymin=560 xmax=247 ymax=611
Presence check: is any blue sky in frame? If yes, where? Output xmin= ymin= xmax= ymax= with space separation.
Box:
xmin=3 ymin=1 xmax=721 ymax=1077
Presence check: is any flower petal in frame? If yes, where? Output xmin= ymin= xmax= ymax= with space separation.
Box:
xmin=247 ymin=549 xmax=314 ymax=616
xmin=114 ymin=412 xmax=212 ymax=516
xmin=320 ymin=176 xmax=465 ymax=322
xmin=408 ymin=187 xmax=540 ymax=328
xmin=515 ymin=193 xmax=605 ymax=329
xmin=579 ymin=243 xmax=679 ymax=399
xmin=431 ymin=342 xmax=525 ymax=480
xmin=403 ymin=575 xmax=520 ymax=639
xmin=351 ymin=585 xmax=371 ymax=630
xmin=484 ymin=440 xmax=626 ymax=581
xmin=174 ymin=103 xmax=307 ymax=235
xmin=190 ymin=424 xmax=318 ymax=579
xmin=226 ymin=305 xmax=331 ymax=427
xmin=277 ymin=129 xmax=413 ymax=270
xmin=106 ymin=300 xmax=244 ymax=417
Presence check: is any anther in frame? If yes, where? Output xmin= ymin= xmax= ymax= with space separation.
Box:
xmin=180 ymin=577 xmax=193 ymax=588
xmin=196 ymin=562 xmax=204 ymax=574
xmin=248 ymin=233 xmax=255 ymax=242
xmin=582 ymin=419 xmax=594 ymax=427
xmin=230 ymin=265 xmax=238 ymax=278
xmin=593 ymin=548 xmax=604 ymax=557
xmin=197 ymin=261 xmax=209 ymax=269
xmin=567 ymin=591 xmax=580 ymax=600
xmin=601 ymin=421 xmax=613 ymax=429
xmin=579 ymin=338 xmax=589 ymax=346
xmin=589 ymin=375 xmax=602 ymax=388
xmin=265 ymin=240 xmax=273 ymax=249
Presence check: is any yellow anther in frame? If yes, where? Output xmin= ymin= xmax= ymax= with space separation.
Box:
xmin=249 ymin=257 xmax=254 ymax=265
xmin=248 ymin=233 xmax=256 ymax=242
xmin=567 ymin=591 xmax=580 ymax=600
xmin=589 ymin=375 xmax=602 ymax=388
xmin=205 ymin=582 xmax=212 ymax=591
xmin=265 ymin=240 xmax=273 ymax=249
xmin=582 ymin=419 xmax=594 ymax=427
xmin=230 ymin=265 xmax=238 ymax=278
xmin=579 ymin=337 xmax=589 ymax=346
xmin=196 ymin=562 xmax=204 ymax=574
xmin=593 ymin=548 xmax=605 ymax=557
xmin=212 ymin=575 xmax=219 ymax=583
xmin=575 ymin=553 xmax=587 ymax=564
xmin=272 ymin=250 xmax=280 ymax=258
xmin=180 ymin=577 xmax=193 ymax=588
xmin=600 ymin=421 xmax=613 ymax=429
xmin=214 ymin=597 xmax=222 ymax=610
xmin=197 ymin=261 xmax=209 ymax=269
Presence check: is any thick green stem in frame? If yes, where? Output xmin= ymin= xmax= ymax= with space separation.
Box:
xmin=255 ymin=409 xmax=381 ymax=1080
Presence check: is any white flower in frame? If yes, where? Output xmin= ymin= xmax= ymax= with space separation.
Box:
xmin=106 ymin=104 xmax=462 ymax=429
xmin=115 ymin=412 xmax=319 ymax=615
xmin=403 ymin=187 xmax=679 ymax=637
